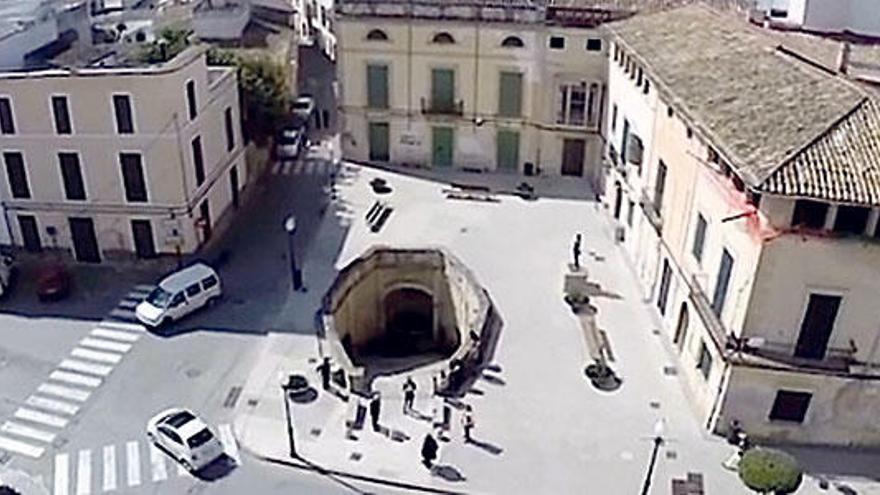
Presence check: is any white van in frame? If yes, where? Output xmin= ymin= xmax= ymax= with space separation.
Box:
xmin=135 ymin=263 xmax=221 ymax=328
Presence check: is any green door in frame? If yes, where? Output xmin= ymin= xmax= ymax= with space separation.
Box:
xmin=431 ymin=69 xmax=455 ymax=112
xmin=368 ymin=122 xmax=389 ymax=162
xmin=431 ymin=127 xmax=453 ymax=168
xmin=496 ymin=130 xmax=520 ymax=172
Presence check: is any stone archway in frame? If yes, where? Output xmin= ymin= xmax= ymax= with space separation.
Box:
xmin=382 ymin=287 xmax=434 ymax=356
xmin=674 ymin=302 xmax=689 ymax=351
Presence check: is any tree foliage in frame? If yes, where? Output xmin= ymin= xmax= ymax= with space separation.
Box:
xmin=138 ymin=28 xmax=190 ymax=64
xmin=738 ymin=448 xmax=803 ymax=494
xmin=212 ymin=53 xmax=288 ymax=145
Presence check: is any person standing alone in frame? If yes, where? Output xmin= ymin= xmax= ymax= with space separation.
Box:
xmin=462 ymin=405 xmax=475 ymax=442
xmin=370 ymin=392 xmax=382 ymax=431
xmin=402 ymin=376 xmax=416 ymax=414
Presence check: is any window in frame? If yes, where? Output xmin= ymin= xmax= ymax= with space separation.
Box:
xmin=586 ymin=83 xmax=600 ymax=127
xmin=501 ymin=36 xmax=524 ymax=48
xmin=769 ymin=390 xmax=812 ymax=423
xmin=366 ymin=29 xmax=388 ymax=41
xmin=191 ymin=136 xmax=205 ymax=186
xmin=224 ymin=107 xmax=235 ymax=152
xmin=653 ymin=160 xmax=667 ymax=215
xmin=711 ymin=248 xmax=733 ymax=317
xmin=0 ymin=97 xmax=14 ymax=134
xmin=185 ymin=283 xmax=202 ymax=297
xmin=791 ymin=199 xmax=828 ymax=229
xmin=430 ymin=68 xmax=455 ymax=112
xmin=59 ymin=153 xmax=86 ymax=200
xmin=692 ymin=213 xmax=707 ymax=263
xmin=186 ymin=80 xmax=197 ymax=120
xmin=667 ymin=106 xmax=674 ymax=118
xmin=643 ymin=79 xmax=650 ymax=95
xmin=202 ymin=275 xmax=218 ymax=290
xmin=170 ymin=292 xmax=186 ymax=307
xmin=769 ymin=8 xmax=788 ymax=18
xmin=4 ymin=152 xmax=29 ymax=199
xmin=611 ymin=104 xmax=617 ymax=132
xmin=431 ymin=32 xmax=455 ymax=44
xmin=498 ymin=72 xmax=523 ymax=117
xmin=833 ymin=205 xmax=869 ymax=235
xmin=549 ymin=36 xmax=565 ymax=49
xmin=120 ymin=152 xmax=147 ymax=202
xmin=795 ymin=294 xmax=841 ymax=360
xmin=366 ymin=64 xmax=389 ymax=109
xmin=697 ymin=342 xmax=713 ymax=380
xmin=586 ymin=38 xmax=601 ymax=51
xmin=113 ymin=94 xmax=134 ymax=134
xmin=657 ymin=259 xmax=672 ymax=315
xmin=626 ymin=200 xmax=634 ymax=227
xmin=557 ymin=82 xmax=586 ymax=126
xmin=52 ymin=95 xmax=72 ymax=134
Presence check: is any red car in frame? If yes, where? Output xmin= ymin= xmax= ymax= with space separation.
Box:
xmin=36 ymin=264 xmax=71 ymax=302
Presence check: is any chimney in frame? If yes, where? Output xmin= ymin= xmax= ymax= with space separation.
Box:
xmin=837 ymin=41 xmax=851 ymax=75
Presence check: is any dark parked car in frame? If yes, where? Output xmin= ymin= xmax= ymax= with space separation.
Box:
xmin=36 ymin=264 xmax=71 ymax=302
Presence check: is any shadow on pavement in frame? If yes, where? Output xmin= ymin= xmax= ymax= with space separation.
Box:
xmin=431 ymin=464 xmax=466 ymax=482
xmin=468 ymin=437 xmax=503 ymax=456
xmin=194 ymin=454 xmax=238 ymax=481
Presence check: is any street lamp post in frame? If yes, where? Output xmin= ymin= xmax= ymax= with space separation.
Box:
xmin=281 ymin=382 xmax=297 ymax=458
xmin=640 ymin=419 xmax=666 ymax=495
xmin=284 ymin=215 xmax=304 ymax=292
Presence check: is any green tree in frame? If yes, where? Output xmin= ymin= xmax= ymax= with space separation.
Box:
xmin=139 ymin=28 xmax=190 ymax=64
xmin=234 ymin=55 xmax=289 ymax=145
xmin=738 ymin=448 xmax=803 ymax=494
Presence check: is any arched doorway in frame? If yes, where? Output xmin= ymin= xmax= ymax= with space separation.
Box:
xmin=383 ymin=288 xmax=434 ymax=356
xmin=673 ymin=302 xmax=689 ymax=351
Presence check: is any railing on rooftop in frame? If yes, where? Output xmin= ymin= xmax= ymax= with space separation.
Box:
xmin=730 ymin=337 xmax=857 ymax=373
xmin=421 ymin=97 xmax=464 ymax=116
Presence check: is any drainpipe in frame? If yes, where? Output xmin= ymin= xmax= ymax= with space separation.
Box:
xmin=406 ymin=0 xmax=413 ymax=129
xmin=472 ymin=8 xmax=480 ymax=130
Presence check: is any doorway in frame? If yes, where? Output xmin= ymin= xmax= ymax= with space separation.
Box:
xmin=794 ymin=294 xmax=841 ymax=360
xmin=496 ymin=130 xmax=520 ymax=172
xmin=17 ymin=215 xmax=41 ymax=252
xmin=368 ymin=122 xmax=389 ymax=162
xmin=431 ymin=127 xmax=454 ymax=168
xmin=383 ymin=287 xmax=434 ymax=356
xmin=230 ymin=166 xmax=240 ymax=209
xmin=131 ymin=220 xmax=156 ymax=259
xmin=674 ymin=303 xmax=689 ymax=351
xmin=561 ymin=138 xmax=585 ymax=176
xmin=199 ymin=200 xmax=212 ymax=241
xmin=68 ymin=217 xmax=100 ymax=263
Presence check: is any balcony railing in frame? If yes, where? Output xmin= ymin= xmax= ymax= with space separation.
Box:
xmin=639 ymin=189 xmax=663 ymax=233
xmin=420 ymin=97 xmax=464 ymax=116
xmin=730 ymin=337 xmax=857 ymax=373
xmin=687 ymin=274 xmax=728 ymax=352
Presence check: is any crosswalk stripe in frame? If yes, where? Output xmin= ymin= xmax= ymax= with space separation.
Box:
xmin=26 ymin=395 xmax=79 ymax=415
xmin=125 ymin=441 xmax=140 ymax=487
xmin=15 ymin=408 xmax=68 ymax=428
xmin=70 ymin=348 xmax=122 ymax=365
xmin=218 ymin=423 xmax=240 ymax=464
xmin=102 ymin=445 xmax=117 ymax=492
xmin=306 ymin=161 xmax=318 ymax=174
xmin=59 ymin=359 xmax=113 ymax=377
xmin=38 ymin=384 xmax=90 ymax=402
xmin=0 ymin=434 xmax=44 ymax=458
xmin=49 ymin=370 xmax=102 ymax=388
xmin=149 ymin=444 xmax=167 ymax=481
xmin=76 ymin=449 xmax=90 ymax=495
xmin=1 ymin=421 xmax=55 ymax=443
xmin=90 ymin=328 xmax=140 ymax=343
xmin=133 ymin=284 xmax=155 ymax=292
xmin=79 ymin=338 xmax=131 ymax=354
xmin=54 ymin=453 xmax=70 ymax=495
xmin=97 ymin=321 xmax=145 ymax=332
xmin=271 ymin=161 xmax=282 ymax=174
xmin=293 ymin=161 xmax=305 ymax=174
xmin=116 ymin=299 xmax=138 ymax=310
xmin=108 ymin=308 xmax=135 ymax=320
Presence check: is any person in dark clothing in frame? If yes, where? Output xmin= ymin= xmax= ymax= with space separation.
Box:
xmin=572 ymin=233 xmax=583 ymax=270
xmin=369 ymin=392 xmax=381 ymax=431
xmin=462 ymin=405 xmax=475 ymax=442
xmin=317 ymin=357 xmax=331 ymax=390
xmin=421 ymin=432 xmax=439 ymax=468
xmin=402 ymin=377 xmax=416 ymax=414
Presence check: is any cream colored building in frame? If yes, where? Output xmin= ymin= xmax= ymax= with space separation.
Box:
xmin=336 ymin=0 xmax=628 ymax=184
xmin=0 ymin=45 xmax=247 ymax=262
xmin=604 ymin=5 xmax=880 ymax=446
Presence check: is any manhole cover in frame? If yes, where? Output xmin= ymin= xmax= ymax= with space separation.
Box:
xmin=349 ymin=452 xmax=362 ymax=462
xmin=246 ymin=399 xmax=259 ymax=407
xmin=663 ymin=366 xmax=678 ymax=376
xmin=666 ymin=450 xmax=677 ymax=460
xmin=310 ymin=428 xmax=322 ymax=437
xmin=649 ymin=401 xmax=661 ymax=409
xmin=652 ymin=328 xmax=661 ymax=335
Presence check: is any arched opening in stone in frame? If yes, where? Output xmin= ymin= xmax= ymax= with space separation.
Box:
xmin=382 ymin=287 xmax=434 ymax=356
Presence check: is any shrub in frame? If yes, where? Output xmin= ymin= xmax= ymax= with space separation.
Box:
xmin=738 ymin=447 xmax=803 ymax=494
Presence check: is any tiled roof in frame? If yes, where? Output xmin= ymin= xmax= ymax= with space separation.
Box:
xmin=607 ymin=5 xmax=871 ymax=195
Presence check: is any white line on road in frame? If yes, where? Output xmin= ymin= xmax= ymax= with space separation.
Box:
xmin=79 ymin=338 xmax=131 ymax=354
xmin=54 ymin=453 xmax=69 ymax=495
xmin=293 ymin=161 xmax=305 ymax=174
xmin=176 ymin=460 xmax=188 ymax=476
xmin=76 ymin=449 xmax=91 ymax=495
xmin=38 ymin=384 xmax=90 ymax=402
xmin=133 ymin=284 xmax=155 ymax=292
xmin=306 ymin=161 xmax=317 ymax=174
xmin=0 ymin=434 xmax=44 ymax=458
xmin=271 ymin=161 xmax=282 ymax=174
xmin=26 ymin=395 xmax=79 ymax=415
xmin=102 ymin=445 xmax=117 ymax=492
xmin=97 ymin=321 xmax=145 ymax=332
xmin=89 ymin=328 xmax=140 ymax=343
xmin=1 ymin=421 xmax=55 ymax=443
xmin=218 ymin=423 xmax=240 ymax=465
xmin=125 ymin=441 xmax=140 ymax=487
xmin=116 ymin=299 xmax=138 ymax=309
xmin=58 ymin=359 xmax=113 ymax=377
xmin=14 ymin=408 xmax=68 ymax=428
xmin=149 ymin=444 xmax=167 ymax=481
xmin=49 ymin=371 xmax=102 ymax=388
xmin=70 ymin=348 xmax=122 ymax=365
xmin=108 ymin=308 xmax=135 ymax=320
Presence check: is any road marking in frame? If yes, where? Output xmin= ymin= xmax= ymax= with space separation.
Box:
xmin=26 ymin=395 xmax=79 ymax=415
xmin=70 ymin=348 xmax=122 ymax=365
xmin=176 ymin=461 xmax=188 ymax=476
xmin=38 ymin=384 xmax=90 ymax=402
xmin=14 ymin=408 xmax=68 ymax=428
xmin=133 ymin=284 xmax=155 ymax=292
xmin=108 ymin=308 xmax=135 ymax=320
xmin=1 ymin=421 xmax=55 ymax=443
xmin=218 ymin=423 xmax=240 ymax=464
xmin=306 ymin=161 xmax=317 ymax=174
xmin=102 ymin=445 xmax=117 ymax=492
xmin=149 ymin=444 xmax=167 ymax=481
xmin=58 ymin=359 xmax=113 ymax=377
xmin=97 ymin=321 xmax=145 ymax=332
xmin=271 ymin=161 xmax=282 ymax=174
xmin=0 ymin=434 xmax=44 ymax=457
xmin=76 ymin=449 xmax=90 ymax=495
xmin=125 ymin=441 xmax=140 ymax=487
xmin=116 ymin=299 xmax=138 ymax=309
xmin=89 ymin=328 xmax=140 ymax=343
xmin=79 ymin=338 xmax=131 ymax=354
xmin=50 ymin=371 xmax=102 ymax=388
xmin=54 ymin=453 xmax=69 ymax=495
xmin=293 ymin=161 xmax=305 ymax=174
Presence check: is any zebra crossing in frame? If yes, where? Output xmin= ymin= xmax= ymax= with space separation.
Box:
xmin=52 ymin=424 xmax=238 ymax=495
xmin=0 ymin=285 xmax=155 ymax=459
xmin=270 ymin=159 xmax=339 ymax=176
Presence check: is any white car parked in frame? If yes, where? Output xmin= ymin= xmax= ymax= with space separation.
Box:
xmin=135 ymin=263 xmax=221 ymax=328
xmin=146 ymin=408 xmax=225 ymax=472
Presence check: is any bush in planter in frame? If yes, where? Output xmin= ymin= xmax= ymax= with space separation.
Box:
xmin=0 ymin=486 xmax=22 ymax=495
xmin=738 ymin=447 xmax=803 ymax=494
